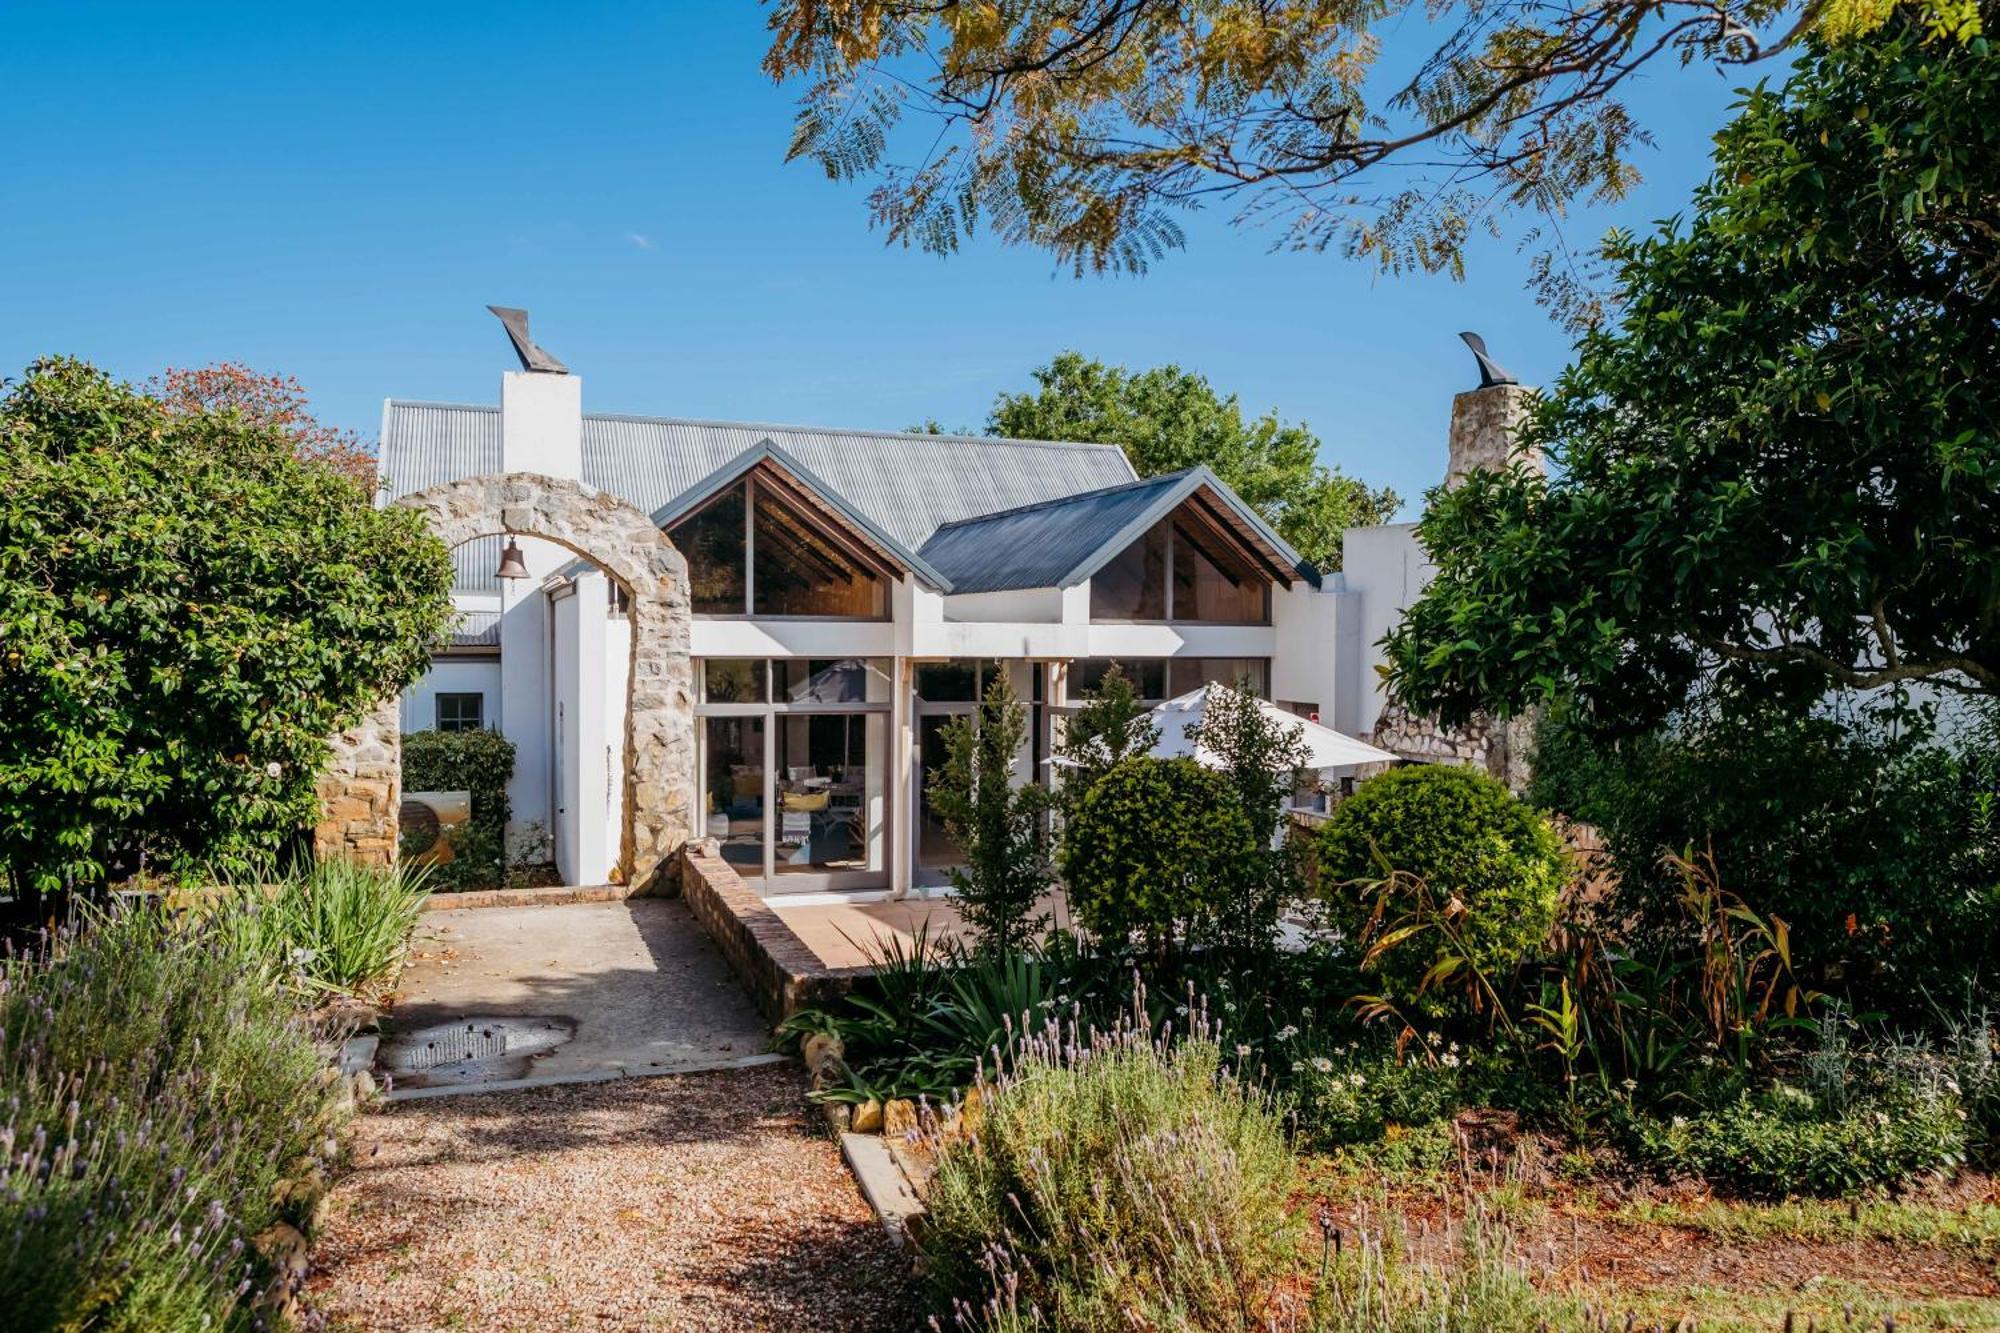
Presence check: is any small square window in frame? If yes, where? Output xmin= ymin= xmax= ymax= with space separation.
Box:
xmin=702 ymin=659 xmax=767 ymax=703
xmin=436 ymin=693 xmax=484 ymax=732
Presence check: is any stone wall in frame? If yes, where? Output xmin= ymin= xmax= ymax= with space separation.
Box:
xmin=1366 ymin=699 xmax=1535 ymax=793
xmin=316 ymin=471 xmax=695 ymax=890
xmin=314 ymin=697 xmax=401 ymax=865
xmin=1445 ymin=382 xmax=1539 ymax=489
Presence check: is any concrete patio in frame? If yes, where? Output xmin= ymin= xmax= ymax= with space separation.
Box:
xmin=771 ymin=891 xmax=1068 ymax=970
xmin=378 ymin=898 xmax=777 ymax=1096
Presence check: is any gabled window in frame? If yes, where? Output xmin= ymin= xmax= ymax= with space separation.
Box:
xmin=664 ymin=473 xmax=889 ymax=619
xmin=1089 ymin=506 xmax=1271 ymax=624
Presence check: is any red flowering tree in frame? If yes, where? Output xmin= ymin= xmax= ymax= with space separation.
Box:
xmin=154 ymin=363 xmax=378 ymax=490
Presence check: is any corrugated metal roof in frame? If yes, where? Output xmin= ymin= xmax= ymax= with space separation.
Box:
xmin=918 ymin=473 xmax=1190 ymax=594
xmin=917 ymin=465 xmax=1320 ymax=593
xmin=379 ymin=402 xmax=1137 ymax=554
xmin=445 ymin=609 xmax=500 ymax=650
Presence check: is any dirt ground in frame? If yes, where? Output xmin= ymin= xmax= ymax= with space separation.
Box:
xmin=1302 ymin=1121 xmax=2000 ymax=1329
xmin=307 ymin=1063 xmax=921 ymax=1331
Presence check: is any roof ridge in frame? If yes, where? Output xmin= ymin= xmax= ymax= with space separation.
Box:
xmin=382 ymin=399 xmax=1132 ymax=458
xmin=591 ymin=411 xmax=1131 ymax=456
xmin=926 ymin=467 xmax=1200 ymax=535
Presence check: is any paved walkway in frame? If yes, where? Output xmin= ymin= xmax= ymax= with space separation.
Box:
xmin=308 ymin=1063 xmax=920 ymax=1331
xmin=772 ymin=890 xmax=1068 ymax=969
xmin=380 ymin=899 xmax=775 ymax=1094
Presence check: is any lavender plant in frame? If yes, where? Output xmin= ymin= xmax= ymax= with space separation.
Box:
xmin=0 ymin=900 xmax=345 ymax=1329
xmin=920 ymin=989 xmax=1300 ymax=1330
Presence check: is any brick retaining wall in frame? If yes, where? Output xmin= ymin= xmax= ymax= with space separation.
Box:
xmin=676 ymin=847 xmax=870 ymax=1022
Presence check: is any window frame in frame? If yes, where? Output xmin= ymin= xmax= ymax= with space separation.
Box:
xmin=434 ymin=692 xmax=485 ymax=733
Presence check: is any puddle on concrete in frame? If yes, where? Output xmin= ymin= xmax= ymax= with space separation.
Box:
xmin=379 ymin=1016 xmax=576 ymax=1088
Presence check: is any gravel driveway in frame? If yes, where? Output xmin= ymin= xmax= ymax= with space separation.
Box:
xmin=308 ymin=1063 xmax=921 ymax=1331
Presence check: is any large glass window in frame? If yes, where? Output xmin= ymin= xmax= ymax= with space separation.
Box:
xmin=914 ymin=659 xmax=999 ymax=703
xmin=1068 ymin=658 xmax=1269 ymax=704
xmin=1087 ymin=509 xmax=1271 ymax=623
xmin=754 ymin=487 xmax=887 ymax=617
xmin=1089 ymin=518 xmax=1169 ymax=620
xmin=774 ymin=713 xmax=885 ymax=875
xmin=1068 ymin=657 xmax=1167 ymax=700
xmin=1170 ymin=656 xmax=1268 ymax=698
xmin=693 ymin=658 xmax=890 ymax=888
xmin=1173 ymin=517 xmax=1269 ymax=623
xmin=775 ymin=658 xmax=893 ymax=704
xmin=663 ymin=475 xmax=887 ymax=618
xmin=702 ymin=715 xmax=765 ymax=877
xmin=666 ymin=482 xmax=749 ymax=615
xmin=702 ymin=659 xmax=767 ymax=703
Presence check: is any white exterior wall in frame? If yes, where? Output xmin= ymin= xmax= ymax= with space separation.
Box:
xmin=549 ymin=585 xmax=583 ymax=884
xmin=1339 ymin=522 xmax=1431 ymax=736
xmin=495 ymin=536 xmax=572 ymax=863
xmin=1270 ymin=580 xmax=1346 ymax=721
xmin=548 ymin=569 xmax=629 ymax=886
xmin=495 ymin=369 xmax=585 ymax=865
xmin=601 ymin=610 xmax=631 ymax=880
xmin=501 ymin=371 xmax=582 ymax=479
xmin=399 ymin=659 xmax=501 ymax=735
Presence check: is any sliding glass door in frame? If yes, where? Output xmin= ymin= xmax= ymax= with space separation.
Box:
xmin=694 ymin=658 xmax=890 ymax=892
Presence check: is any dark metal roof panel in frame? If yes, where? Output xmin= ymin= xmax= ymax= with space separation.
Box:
xmin=380 ymin=403 xmax=1137 ymax=550
xmin=918 ymin=472 xmax=1191 ymax=594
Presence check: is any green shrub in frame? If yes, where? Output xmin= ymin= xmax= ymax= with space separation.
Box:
xmin=401 ymin=727 xmax=515 ymax=889
xmin=1529 ymin=699 xmax=2000 ymax=1009
xmin=0 ymin=358 xmax=455 ymax=902
xmin=0 ymin=900 xmax=346 ymax=1329
xmin=1061 ymin=756 xmax=1256 ymax=959
xmin=781 ymin=927 xmax=1106 ymax=1106
xmin=221 ymin=857 xmax=430 ymax=995
xmin=1629 ymin=1078 xmax=1966 ymax=1198
xmin=1317 ymin=765 xmax=1565 ymax=1016
xmin=922 ymin=1016 xmax=1298 ymax=1330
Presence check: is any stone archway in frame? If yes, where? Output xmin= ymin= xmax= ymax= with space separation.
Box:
xmin=316 ymin=473 xmax=695 ymax=892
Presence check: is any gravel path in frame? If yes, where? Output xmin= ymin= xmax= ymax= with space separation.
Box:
xmin=307 ymin=1063 xmax=923 ymax=1331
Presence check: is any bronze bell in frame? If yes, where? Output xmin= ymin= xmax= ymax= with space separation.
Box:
xmin=494 ymin=538 xmax=529 ymax=581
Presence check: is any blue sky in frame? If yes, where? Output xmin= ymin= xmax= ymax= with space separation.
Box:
xmin=2 ymin=3 xmax=1757 ymax=514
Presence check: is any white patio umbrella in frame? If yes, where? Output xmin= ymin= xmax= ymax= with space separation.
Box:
xmin=1146 ymin=684 xmax=1398 ymax=772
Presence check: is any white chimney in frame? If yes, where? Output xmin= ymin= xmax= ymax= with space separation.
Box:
xmin=491 ymin=306 xmax=582 ymax=481
xmin=501 ymin=370 xmax=582 ymax=481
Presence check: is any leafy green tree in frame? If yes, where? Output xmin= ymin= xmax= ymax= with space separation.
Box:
xmin=990 ymin=352 xmax=1398 ymax=570
xmin=0 ymin=358 xmax=455 ymax=900
xmin=929 ymin=673 xmax=1053 ymax=953
xmin=1529 ymin=699 xmax=2000 ymax=1007
xmin=764 ymin=0 xmax=1977 ymax=317
xmin=1185 ymin=682 xmax=1311 ymax=961
xmin=1053 ymin=662 xmax=1158 ymax=814
xmin=1385 ymin=13 xmax=2000 ymax=733
xmin=1062 ymin=755 xmax=1256 ymax=963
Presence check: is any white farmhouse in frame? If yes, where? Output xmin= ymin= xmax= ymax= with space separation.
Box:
xmin=379 ymin=312 xmax=1528 ymax=896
